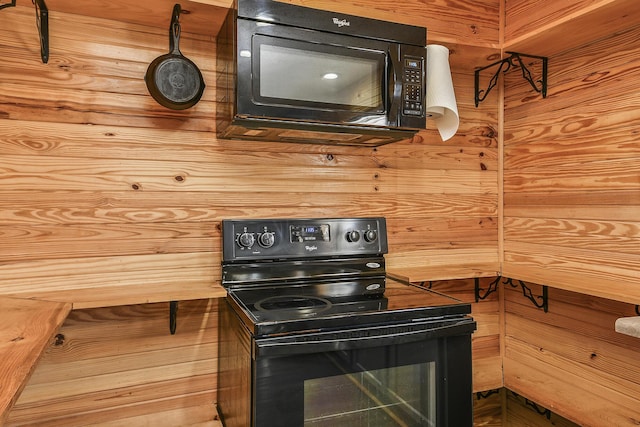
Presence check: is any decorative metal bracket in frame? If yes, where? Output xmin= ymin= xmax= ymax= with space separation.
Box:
xmin=509 ymin=391 xmax=551 ymax=420
xmin=0 ymin=0 xmax=16 ymax=11
xmin=506 ymin=278 xmax=548 ymax=312
xmin=476 ymin=389 xmax=500 ymax=400
xmin=475 ymin=276 xmax=501 ymax=302
xmin=417 ymin=281 xmax=434 ymax=289
xmin=33 ymin=0 xmax=49 ymax=63
xmin=475 ymin=52 xmax=548 ymax=107
xmin=169 ymin=301 xmax=178 ymax=334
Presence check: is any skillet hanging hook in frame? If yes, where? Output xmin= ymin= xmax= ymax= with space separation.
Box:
xmin=32 ymin=0 xmax=49 ymax=63
xmin=170 ymin=3 xmax=181 ymax=51
xmin=0 ymin=1 xmax=17 ymax=11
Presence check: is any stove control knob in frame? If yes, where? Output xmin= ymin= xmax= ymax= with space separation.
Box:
xmin=346 ymin=230 xmax=360 ymax=243
xmin=258 ymin=232 xmax=275 ymax=248
xmin=364 ymin=229 xmax=378 ymax=243
xmin=237 ymin=232 xmax=255 ymax=249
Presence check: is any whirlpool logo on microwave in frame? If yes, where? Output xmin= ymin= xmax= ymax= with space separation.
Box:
xmin=332 ymin=17 xmax=350 ymax=27
xmin=305 ymin=245 xmax=318 ymax=252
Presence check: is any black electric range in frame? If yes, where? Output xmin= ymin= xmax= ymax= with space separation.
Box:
xmin=217 ymin=217 xmax=477 ymax=427
xmin=221 ymin=217 xmax=471 ymax=337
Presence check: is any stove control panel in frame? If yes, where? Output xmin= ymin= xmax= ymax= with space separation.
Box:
xmin=222 ymin=217 xmax=388 ymax=261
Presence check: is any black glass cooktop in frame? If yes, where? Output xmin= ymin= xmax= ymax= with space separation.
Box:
xmin=226 ymin=279 xmax=471 ymax=337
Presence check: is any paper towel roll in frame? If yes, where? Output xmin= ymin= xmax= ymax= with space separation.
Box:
xmin=426 ymin=45 xmax=459 ymax=141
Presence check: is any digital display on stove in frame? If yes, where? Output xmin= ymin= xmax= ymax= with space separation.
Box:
xmin=290 ymin=224 xmax=330 ymax=242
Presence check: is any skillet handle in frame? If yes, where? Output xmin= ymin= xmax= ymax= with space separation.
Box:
xmin=169 ymin=4 xmax=182 ymax=54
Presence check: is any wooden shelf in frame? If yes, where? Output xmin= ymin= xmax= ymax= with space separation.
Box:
xmin=386 ymin=264 xmax=499 ymax=284
xmin=0 ymin=297 xmax=71 ymax=425
xmin=504 ymin=0 xmax=640 ymax=57
xmin=17 ymin=0 xmax=232 ymax=37
xmin=6 ymin=283 xmax=226 ymax=310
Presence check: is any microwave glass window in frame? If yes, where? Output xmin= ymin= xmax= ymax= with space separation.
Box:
xmin=258 ymin=43 xmax=384 ymax=110
xmin=303 ymin=360 xmax=436 ymax=426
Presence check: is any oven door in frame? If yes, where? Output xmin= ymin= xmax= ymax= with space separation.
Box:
xmin=253 ymin=317 xmax=476 ymax=427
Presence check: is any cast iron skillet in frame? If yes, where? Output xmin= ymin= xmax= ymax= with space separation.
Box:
xmin=145 ymin=4 xmax=205 ymax=110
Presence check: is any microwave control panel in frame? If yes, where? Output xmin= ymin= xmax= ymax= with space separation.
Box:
xmin=402 ymin=56 xmax=424 ymax=117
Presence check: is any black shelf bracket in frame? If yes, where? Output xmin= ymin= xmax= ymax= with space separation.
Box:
xmin=506 ymin=278 xmax=548 ymax=312
xmin=475 ymin=52 xmax=548 ymax=107
xmin=509 ymin=391 xmax=551 ymax=420
xmin=476 ymin=389 xmax=500 ymax=400
xmin=169 ymin=301 xmax=178 ymax=334
xmin=417 ymin=281 xmax=434 ymax=289
xmin=475 ymin=276 xmax=501 ymax=302
xmin=635 ymin=305 xmax=639 ymax=316
xmin=0 ymin=0 xmax=16 ymax=11
xmin=33 ymin=0 xmax=49 ymax=63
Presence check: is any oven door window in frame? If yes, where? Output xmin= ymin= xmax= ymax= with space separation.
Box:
xmin=252 ymin=35 xmax=386 ymax=113
xmin=303 ymin=358 xmax=435 ymax=426
xmin=253 ymin=324 xmax=473 ymax=427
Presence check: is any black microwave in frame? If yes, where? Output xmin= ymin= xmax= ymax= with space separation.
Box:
xmin=216 ymin=0 xmax=427 ymax=147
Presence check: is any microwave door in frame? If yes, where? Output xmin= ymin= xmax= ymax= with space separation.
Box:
xmin=252 ymin=36 xmax=388 ymax=122
xmin=235 ymin=21 xmax=392 ymax=127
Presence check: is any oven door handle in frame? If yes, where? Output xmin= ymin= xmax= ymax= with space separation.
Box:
xmin=254 ymin=318 xmax=476 ymax=358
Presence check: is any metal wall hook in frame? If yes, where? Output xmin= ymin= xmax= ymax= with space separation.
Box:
xmin=33 ymin=0 xmax=49 ymax=63
xmin=169 ymin=301 xmax=178 ymax=334
xmin=475 ymin=52 xmax=548 ymax=107
xmin=0 ymin=0 xmax=16 ymax=11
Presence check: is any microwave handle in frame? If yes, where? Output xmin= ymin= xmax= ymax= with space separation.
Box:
xmin=388 ymin=49 xmax=403 ymax=126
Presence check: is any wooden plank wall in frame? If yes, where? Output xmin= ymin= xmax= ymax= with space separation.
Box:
xmin=7 ymin=299 xmax=219 ymax=426
xmin=504 ymin=390 xmax=580 ymax=427
xmin=0 ymin=0 xmax=500 ymax=424
xmin=502 ymin=2 xmax=640 ymax=424
xmin=503 ymin=283 xmax=640 ymax=426
xmin=502 ymin=5 xmax=640 ymax=304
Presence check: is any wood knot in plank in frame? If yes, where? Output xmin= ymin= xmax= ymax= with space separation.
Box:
xmin=54 ymin=333 xmax=65 ymax=346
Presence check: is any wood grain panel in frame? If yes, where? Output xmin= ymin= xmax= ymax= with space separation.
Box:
xmin=503 ymin=16 xmax=640 ymax=304
xmin=13 ymin=0 xmax=501 ymax=47
xmin=473 ymin=389 xmax=502 ymax=427
xmin=505 ymin=0 xmax=609 ymax=43
xmin=503 ymin=243 xmax=640 ymax=304
xmin=505 ymin=391 xmax=580 ymax=427
xmin=0 ymin=298 xmax=71 ymax=425
xmin=7 ymin=299 xmax=217 ymax=426
xmin=504 ymin=217 xmax=640 ymax=255
xmin=0 ymin=191 xmax=498 ymax=225
xmin=504 ymin=284 xmax=640 ymax=426
xmin=504 ymin=0 xmax=640 ymax=56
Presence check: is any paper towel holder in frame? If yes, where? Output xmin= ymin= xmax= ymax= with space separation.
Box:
xmin=474 ymin=52 xmax=548 ymax=107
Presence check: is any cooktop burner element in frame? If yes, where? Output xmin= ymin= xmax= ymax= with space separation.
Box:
xmin=255 ymin=295 xmax=332 ymax=313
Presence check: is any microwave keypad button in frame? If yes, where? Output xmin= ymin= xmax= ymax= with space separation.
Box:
xmin=402 ymin=58 xmax=424 ymax=116
xmin=405 ymin=84 xmax=422 ymax=101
